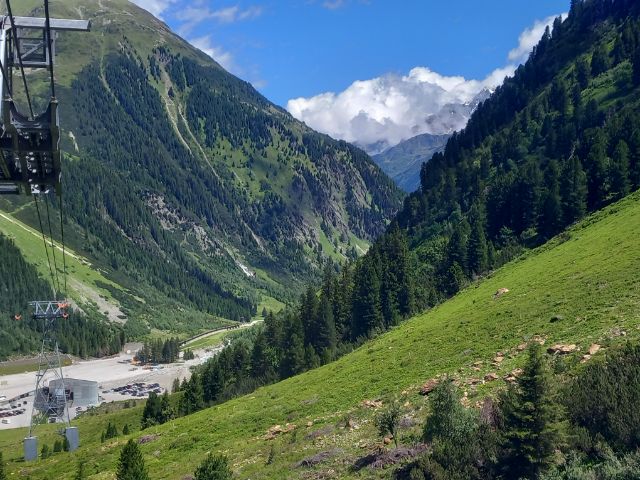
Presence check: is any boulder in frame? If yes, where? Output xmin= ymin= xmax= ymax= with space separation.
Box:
xmin=361 ymin=399 xmax=383 ymax=409
xmin=493 ymin=288 xmax=510 ymax=299
xmin=547 ymin=344 xmax=577 ymax=355
xmin=419 ymin=379 xmax=439 ymax=396
xmin=588 ymin=344 xmax=601 ymax=355
xmin=484 ymin=372 xmax=499 ymax=382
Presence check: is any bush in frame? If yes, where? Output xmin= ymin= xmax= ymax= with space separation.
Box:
xmin=194 ymin=453 xmax=233 ymax=480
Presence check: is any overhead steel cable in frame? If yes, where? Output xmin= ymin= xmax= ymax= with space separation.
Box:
xmin=44 ymin=193 xmax=61 ymax=295
xmin=58 ymin=189 xmax=67 ymax=295
xmin=43 ymin=0 xmax=55 ymax=98
xmin=34 ymin=194 xmax=58 ymax=297
xmin=5 ymin=0 xmax=35 ymax=119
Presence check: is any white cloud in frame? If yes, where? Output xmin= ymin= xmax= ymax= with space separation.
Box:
xmin=287 ymin=13 xmax=564 ymax=152
xmin=508 ymin=13 xmax=567 ymax=63
xmin=190 ymin=35 xmax=235 ymax=73
xmin=176 ymin=4 xmax=263 ymax=34
xmin=287 ymin=67 xmax=506 ymax=150
xmin=129 ymin=0 xmax=176 ymax=19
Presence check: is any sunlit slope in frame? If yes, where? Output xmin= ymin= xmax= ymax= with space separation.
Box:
xmin=3 ymin=192 xmax=640 ymax=479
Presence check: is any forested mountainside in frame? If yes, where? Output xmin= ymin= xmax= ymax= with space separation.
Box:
xmin=383 ymin=0 xmax=640 ymax=309
xmin=0 ymin=0 xmax=402 ymax=350
xmin=373 ymin=133 xmax=450 ymax=192
xmin=155 ymin=0 xmax=640 ymax=403
xmin=0 ymin=234 xmax=123 ymax=359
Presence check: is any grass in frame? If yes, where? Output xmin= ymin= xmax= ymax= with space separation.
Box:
xmin=1 ymin=193 xmax=639 ymax=479
xmin=0 ymin=210 xmax=126 ymax=314
xmin=0 ymin=357 xmax=72 ymax=376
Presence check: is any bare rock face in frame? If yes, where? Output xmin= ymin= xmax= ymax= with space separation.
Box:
xmin=547 ymin=344 xmax=578 ymax=355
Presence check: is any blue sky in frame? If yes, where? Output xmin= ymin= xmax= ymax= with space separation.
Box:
xmin=132 ymin=0 xmax=568 ymax=148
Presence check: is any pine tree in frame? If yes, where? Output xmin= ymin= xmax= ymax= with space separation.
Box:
xmin=314 ymin=295 xmax=337 ymax=361
xmin=40 ymin=444 xmax=50 ymax=459
xmin=538 ymin=160 xmax=563 ymax=240
xmin=467 ymin=208 xmax=488 ymax=275
xmin=586 ymin=131 xmax=610 ymax=209
xmin=576 ymin=57 xmax=591 ymax=89
xmin=610 ymin=140 xmax=630 ymax=199
xmin=160 ymin=391 xmax=173 ymax=423
xmin=194 ymin=453 xmax=233 ymax=480
xmin=0 ymin=452 xmax=5 ymax=480
xmin=53 ymin=439 xmax=62 ymax=453
xmin=499 ymin=344 xmax=565 ymax=479
xmin=561 ymin=155 xmax=588 ymax=225
xmin=591 ymin=43 xmax=611 ymax=76
xmin=179 ymin=373 xmax=204 ymax=415
xmin=448 ymin=218 xmax=470 ymax=274
xmin=116 ymin=439 xmax=149 ymax=480
xmin=350 ymin=258 xmax=383 ymax=339
xmin=375 ymin=401 xmax=402 ymax=448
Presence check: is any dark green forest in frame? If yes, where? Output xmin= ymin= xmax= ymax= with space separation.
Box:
xmin=0 ymin=233 xmax=124 ymax=359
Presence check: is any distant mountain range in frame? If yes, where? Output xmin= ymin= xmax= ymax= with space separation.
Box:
xmin=369 ymin=89 xmax=492 ymax=192
xmin=372 ymin=133 xmax=450 ymax=192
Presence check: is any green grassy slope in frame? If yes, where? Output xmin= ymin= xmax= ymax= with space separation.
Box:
xmin=2 ymin=192 xmax=639 ymax=478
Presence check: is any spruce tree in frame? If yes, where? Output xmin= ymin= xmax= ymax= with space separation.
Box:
xmin=116 ymin=439 xmax=149 ymax=480
xmin=538 ymin=160 xmax=563 ymax=240
xmin=314 ymin=295 xmax=337 ymax=360
xmin=561 ymin=155 xmax=588 ymax=225
xmin=350 ymin=258 xmax=383 ymax=339
xmin=591 ymin=43 xmax=611 ymax=76
xmin=499 ymin=344 xmax=565 ymax=479
xmin=194 ymin=453 xmax=233 ymax=480
xmin=0 ymin=452 xmax=5 ymax=480
xmin=179 ymin=373 xmax=204 ymax=415
xmin=610 ymin=140 xmax=630 ymax=199
xmin=576 ymin=57 xmax=591 ymax=89
xmin=586 ymin=131 xmax=610 ymax=209
xmin=467 ymin=209 xmax=488 ymax=275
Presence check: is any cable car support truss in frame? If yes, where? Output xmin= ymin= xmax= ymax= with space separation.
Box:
xmin=0 ymin=0 xmax=89 ymax=461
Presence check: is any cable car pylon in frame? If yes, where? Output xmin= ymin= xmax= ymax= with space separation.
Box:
xmin=0 ymin=0 xmax=90 ymax=461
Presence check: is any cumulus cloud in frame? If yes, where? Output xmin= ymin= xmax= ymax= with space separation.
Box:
xmin=176 ymin=4 xmax=263 ymax=34
xmin=129 ymin=0 xmax=176 ymax=18
xmin=190 ymin=35 xmax=236 ymax=72
xmin=508 ymin=13 xmax=567 ymax=63
xmin=287 ymin=13 xmax=564 ymax=152
xmin=287 ymin=67 xmax=507 ymax=151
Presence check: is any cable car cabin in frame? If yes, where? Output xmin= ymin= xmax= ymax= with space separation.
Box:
xmin=0 ymin=98 xmax=60 ymax=195
xmin=0 ymin=15 xmax=89 ymax=195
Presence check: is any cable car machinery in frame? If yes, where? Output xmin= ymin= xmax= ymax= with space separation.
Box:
xmin=0 ymin=0 xmax=89 ymax=461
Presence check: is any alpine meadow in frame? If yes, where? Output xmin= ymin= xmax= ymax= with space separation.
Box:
xmin=1 ymin=0 xmax=640 ymax=479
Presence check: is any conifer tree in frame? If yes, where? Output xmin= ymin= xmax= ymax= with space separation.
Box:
xmin=561 ymin=155 xmax=588 ymax=224
xmin=194 ymin=453 xmax=233 ymax=480
xmin=591 ymin=43 xmax=611 ymax=76
xmin=467 ymin=208 xmax=488 ymax=275
xmin=610 ymin=140 xmax=631 ymax=199
xmin=179 ymin=373 xmax=204 ymax=415
xmin=0 ymin=452 xmax=5 ymax=480
xmin=586 ymin=131 xmax=610 ymax=208
xmin=116 ymin=439 xmax=149 ymax=480
xmin=314 ymin=295 xmax=337 ymax=360
xmin=350 ymin=258 xmax=383 ymax=339
xmin=576 ymin=57 xmax=591 ymax=89
xmin=499 ymin=344 xmax=565 ymax=479
xmin=538 ymin=160 xmax=563 ymax=240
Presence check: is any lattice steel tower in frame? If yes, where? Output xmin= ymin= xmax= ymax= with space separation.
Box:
xmin=23 ymin=301 xmax=79 ymax=461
